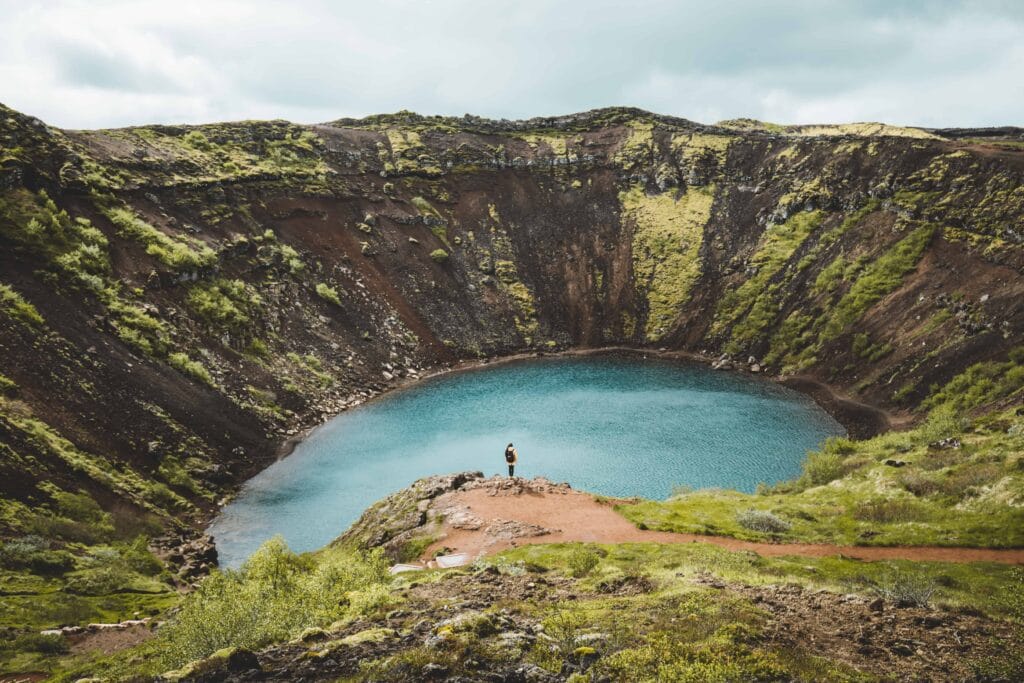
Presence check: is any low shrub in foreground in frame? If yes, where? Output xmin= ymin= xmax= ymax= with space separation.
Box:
xmin=567 ymin=546 xmax=600 ymax=577
xmin=736 ymin=509 xmax=791 ymax=533
xmin=155 ymin=537 xmax=390 ymax=671
xmin=863 ymin=568 xmax=939 ymax=607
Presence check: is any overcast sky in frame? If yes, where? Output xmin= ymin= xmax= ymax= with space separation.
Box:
xmin=1 ymin=0 xmax=1021 ymax=129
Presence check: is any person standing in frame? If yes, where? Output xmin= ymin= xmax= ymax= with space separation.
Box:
xmin=504 ymin=443 xmax=518 ymax=477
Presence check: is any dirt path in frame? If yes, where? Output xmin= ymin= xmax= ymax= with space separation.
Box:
xmin=422 ymin=484 xmax=1024 ymax=565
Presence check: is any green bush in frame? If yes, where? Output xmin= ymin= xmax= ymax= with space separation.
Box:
xmin=52 ymin=490 xmax=108 ymax=524
xmin=1 ymin=632 xmax=69 ymax=655
xmin=865 ymin=568 xmax=939 ymax=607
xmin=187 ymin=279 xmax=261 ymax=331
xmin=106 ymin=298 xmax=170 ymax=356
xmin=852 ymin=498 xmax=927 ymax=523
xmin=167 ymin=352 xmax=215 ymax=387
xmin=315 ymin=282 xmax=342 ymax=306
xmin=105 ymin=206 xmax=216 ymax=270
xmin=430 ymin=248 xmax=449 ymax=263
xmin=800 ymin=451 xmax=843 ymax=487
xmin=567 ymin=546 xmax=600 ymax=577
xmin=0 ymin=283 xmax=44 ymax=325
xmin=0 ymin=535 xmax=76 ymax=575
xmin=0 ymin=189 xmax=111 ymax=290
xmin=155 ymin=537 xmax=390 ymax=669
xmin=736 ymin=509 xmax=791 ymax=533
xmin=923 ymin=349 xmax=1024 ymax=415
xmin=919 ymin=403 xmax=964 ymax=443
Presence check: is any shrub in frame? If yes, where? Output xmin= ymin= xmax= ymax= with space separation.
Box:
xmin=430 ymin=248 xmax=449 ymax=263
xmin=26 ymin=512 xmax=111 ymax=545
xmin=122 ymin=537 xmax=164 ymax=576
xmin=167 ymin=352 xmax=215 ymax=387
xmin=187 ymin=279 xmax=260 ymax=331
xmin=0 ymin=535 xmax=74 ymax=574
xmin=899 ymin=471 xmax=941 ymax=496
xmin=156 ymin=537 xmax=389 ymax=669
xmin=920 ymin=403 xmax=965 ymax=443
xmin=852 ymin=498 xmax=926 ymax=523
xmin=865 ymin=568 xmax=939 ymax=607
xmin=52 ymin=490 xmax=108 ymax=524
xmin=923 ymin=349 xmax=1024 ymax=415
xmin=800 ymin=451 xmax=844 ymax=487
xmin=939 ymin=463 xmax=1002 ymax=499
xmin=736 ymin=509 xmax=792 ymax=533
xmin=315 ymin=282 xmax=342 ymax=306
xmin=2 ymin=633 xmax=69 ymax=655
xmin=567 ymin=546 xmax=600 ymax=577
xmin=543 ymin=609 xmax=587 ymax=659
xmin=105 ymin=206 xmax=216 ymax=270
xmin=0 ymin=283 xmax=44 ymax=325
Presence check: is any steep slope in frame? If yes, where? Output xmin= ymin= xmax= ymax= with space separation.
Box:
xmin=1 ymin=104 xmax=1023 ymax=675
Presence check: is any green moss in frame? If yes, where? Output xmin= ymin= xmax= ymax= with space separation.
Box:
xmin=286 ymin=352 xmax=334 ymax=388
xmin=104 ymin=206 xmax=216 ymax=270
xmin=713 ymin=210 xmax=823 ymax=349
xmin=72 ymin=122 xmax=328 ymax=190
xmin=852 ymin=333 xmax=893 ymax=362
xmin=615 ymin=120 xmax=654 ymax=167
xmin=621 ymin=184 xmax=714 ymax=341
xmin=0 ymin=189 xmax=110 ymax=291
xmin=0 ymin=397 xmax=188 ymax=515
xmin=315 ymin=283 xmax=342 ymax=306
xmin=819 ymin=223 xmax=936 ymax=342
xmin=187 ymin=279 xmax=262 ymax=332
xmin=670 ymin=132 xmax=733 ymax=166
xmin=429 ymin=248 xmax=449 ymax=263
xmin=167 ymin=353 xmax=216 ymax=387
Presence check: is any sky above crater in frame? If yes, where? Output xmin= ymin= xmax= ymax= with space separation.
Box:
xmin=0 ymin=0 xmax=1021 ymax=129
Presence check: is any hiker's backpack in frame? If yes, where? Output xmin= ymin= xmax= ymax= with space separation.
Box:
xmin=505 ymin=449 xmax=515 ymax=463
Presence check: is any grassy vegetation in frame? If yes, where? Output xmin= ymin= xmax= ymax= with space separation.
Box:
xmin=72 ymin=122 xmax=329 ymax=190
xmin=315 ymin=282 xmax=342 ymax=306
xmin=621 ymin=184 xmax=714 ymax=341
xmin=499 ymin=541 xmax=1023 ymax=619
xmin=0 ymin=397 xmax=190 ymax=516
xmin=714 ymin=210 xmax=823 ymax=353
xmin=167 ymin=352 xmax=216 ymax=387
xmin=187 ymin=278 xmax=262 ymax=333
xmin=0 ymin=484 xmax=177 ymax=675
xmin=57 ymin=538 xmax=390 ymax=679
xmin=353 ymin=541 xmax=1022 ymax=681
xmin=922 ymin=347 xmax=1024 ymax=414
xmin=818 ymin=223 xmax=936 ymax=342
xmin=0 ymin=188 xmax=111 ymax=292
xmin=286 ymin=352 xmax=334 ymax=388
xmin=765 ymin=217 xmax=937 ymax=372
xmin=0 ymin=283 xmax=44 ymax=326
xmin=103 ymin=206 xmax=216 ymax=270
xmin=619 ymin=401 xmax=1024 ymax=548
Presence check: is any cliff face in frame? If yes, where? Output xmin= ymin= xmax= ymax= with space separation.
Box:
xmin=1 ymin=104 xmax=1022 ymax=529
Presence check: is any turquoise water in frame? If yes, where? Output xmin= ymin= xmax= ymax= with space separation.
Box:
xmin=209 ymin=356 xmax=844 ymax=567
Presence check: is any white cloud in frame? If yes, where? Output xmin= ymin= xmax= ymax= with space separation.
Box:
xmin=0 ymin=0 xmax=1020 ymax=128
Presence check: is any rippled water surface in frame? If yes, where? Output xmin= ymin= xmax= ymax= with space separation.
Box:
xmin=210 ymin=356 xmax=844 ymax=566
